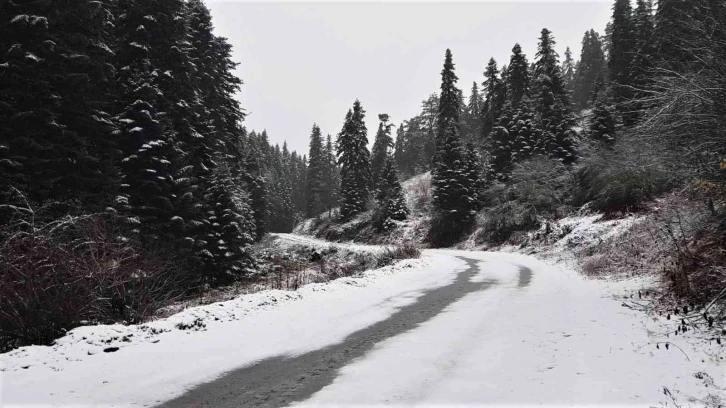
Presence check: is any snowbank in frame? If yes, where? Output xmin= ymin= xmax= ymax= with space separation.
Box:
xmin=1 ymin=254 xmax=462 ymax=407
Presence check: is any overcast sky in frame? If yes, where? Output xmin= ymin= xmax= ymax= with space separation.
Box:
xmin=206 ymin=1 xmax=613 ymax=155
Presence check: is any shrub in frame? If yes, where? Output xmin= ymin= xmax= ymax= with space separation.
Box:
xmin=0 ymin=206 xmax=187 ymax=352
xmin=478 ymin=157 xmax=575 ymax=244
xmin=387 ymin=243 xmax=422 ymax=260
xmin=574 ymin=136 xmax=674 ymax=215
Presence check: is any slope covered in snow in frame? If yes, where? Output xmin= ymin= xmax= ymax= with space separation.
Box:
xmin=3 ymin=235 xmax=723 ymax=407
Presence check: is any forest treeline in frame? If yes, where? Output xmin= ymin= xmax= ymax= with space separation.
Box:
xmin=303 ymin=0 xmax=725 ymax=248
xmin=0 ymin=0 xmax=316 ymax=349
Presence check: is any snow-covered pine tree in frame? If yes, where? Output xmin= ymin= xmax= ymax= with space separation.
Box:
xmin=532 ymin=28 xmax=578 ymax=164
xmin=305 ymin=124 xmax=326 ymax=217
xmin=394 ymin=124 xmax=406 ymax=172
xmin=430 ymin=49 xmax=478 ymax=246
xmin=203 ymin=131 xmax=257 ymax=283
xmin=323 ymin=134 xmax=341 ymax=217
xmin=243 ymin=137 xmax=267 ymax=240
xmin=626 ymin=0 xmax=657 ymax=121
xmin=0 ymin=0 xmax=118 ymax=213
xmin=562 ymin=46 xmax=576 ymax=95
xmin=489 ymin=111 xmax=515 ymax=180
xmin=186 ymin=0 xmax=262 ymax=278
xmin=461 ymin=82 xmax=484 ymax=144
xmin=589 ymin=101 xmax=617 ymax=146
xmin=572 ymin=30 xmax=606 ymax=111
xmin=375 ymin=156 xmax=408 ymax=232
xmin=113 ymin=0 xmax=187 ymax=246
xmin=653 ymin=0 xmax=703 ymax=71
xmin=370 ymin=114 xmax=394 ymax=192
xmin=462 ymin=142 xmax=486 ymax=211
xmin=608 ymin=0 xmax=636 ymax=104
xmin=482 ymin=58 xmax=506 ymax=139
xmin=337 ymin=101 xmax=371 ymax=220
xmin=277 ymin=142 xmax=296 ymax=229
xmin=507 ymin=43 xmax=530 ymax=109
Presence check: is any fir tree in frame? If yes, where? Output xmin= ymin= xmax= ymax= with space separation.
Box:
xmin=608 ymin=0 xmax=635 ymax=102
xmin=462 ymin=82 xmax=483 ymax=143
xmin=562 ymin=46 xmax=576 ymax=94
xmin=375 ymin=156 xmax=408 ymax=231
xmin=0 ymin=0 xmax=118 ymax=210
xmin=654 ymin=0 xmax=702 ymax=69
xmin=323 ymin=134 xmax=340 ymax=217
xmin=430 ymin=49 xmax=478 ymax=246
xmin=572 ymin=30 xmax=607 ymax=110
xmin=305 ymin=124 xmax=325 ymax=217
xmin=589 ymin=102 xmax=617 ymax=146
xmin=394 ymin=123 xmax=406 ymax=171
xmin=462 ymin=142 xmax=486 ymax=211
xmin=482 ymin=58 xmax=505 ymax=138
xmin=533 ymin=28 xmax=577 ymax=164
xmin=507 ymin=43 xmax=530 ymax=108
xmin=370 ymin=114 xmax=394 ymax=191
xmin=337 ymin=100 xmax=371 ymax=220
xmin=628 ymin=0 xmax=656 ymax=119
xmin=243 ymin=138 xmax=267 ymax=240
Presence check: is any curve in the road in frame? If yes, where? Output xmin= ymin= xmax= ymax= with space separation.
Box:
xmin=157 ymin=256 xmax=525 ymax=408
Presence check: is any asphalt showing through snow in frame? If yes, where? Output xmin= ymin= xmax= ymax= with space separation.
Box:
xmin=157 ymin=257 xmax=532 ymax=408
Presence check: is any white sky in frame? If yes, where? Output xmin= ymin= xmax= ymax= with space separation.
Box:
xmin=206 ymin=1 xmax=613 ymax=155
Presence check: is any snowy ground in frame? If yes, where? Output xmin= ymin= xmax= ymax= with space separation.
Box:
xmin=2 ymin=234 xmax=724 ymax=407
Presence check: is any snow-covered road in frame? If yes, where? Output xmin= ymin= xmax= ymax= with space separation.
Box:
xmin=1 ymin=235 xmax=723 ymax=407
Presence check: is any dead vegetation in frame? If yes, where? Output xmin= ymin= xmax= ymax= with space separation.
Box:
xmin=155 ymin=237 xmax=422 ymax=318
xmin=0 ymin=201 xmax=188 ymax=353
xmin=576 ymin=190 xmax=726 ymax=335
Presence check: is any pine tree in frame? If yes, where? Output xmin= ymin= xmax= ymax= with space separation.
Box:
xmin=589 ymin=102 xmax=617 ymax=146
xmin=0 ymin=0 xmax=118 ymax=211
xmin=462 ymin=143 xmax=486 ymax=211
xmin=482 ymin=58 xmax=505 ymax=138
xmin=572 ymin=30 xmax=607 ymax=110
xmin=323 ymin=134 xmax=340 ymax=217
xmin=628 ymin=0 xmax=656 ymax=119
xmin=507 ymin=43 xmax=530 ymax=108
xmin=375 ymin=156 xmax=408 ymax=231
xmin=278 ymin=142 xmax=296 ymax=228
xmin=113 ymin=0 xmax=190 ymax=249
xmin=243 ymin=138 xmax=267 ymax=240
xmin=430 ymin=49 xmax=478 ymax=246
xmin=394 ymin=123 xmax=406 ymax=171
xmin=462 ymin=82 xmax=483 ymax=143
xmin=654 ymin=0 xmax=702 ymax=69
xmin=489 ymin=113 xmax=515 ymax=180
xmin=337 ymin=100 xmax=371 ymax=220
xmin=533 ymin=28 xmax=577 ymax=164
xmin=186 ymin=0 xmax=259 ymax=278
xmin=305 ymin=124 xmax=325 ymax=217
xmin=609 ymin=0 xmax=635 ymax=102
xmin=562 ymin=46 xmax=576 ymax=94
xmin=370 ymin=114 xmax=394 ymax=191
xmin=420 ymin=94 xmax=439 ymax=167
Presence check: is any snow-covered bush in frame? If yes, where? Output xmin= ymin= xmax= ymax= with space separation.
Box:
xmin=477 ymin=157 xmax=574 ymax=244
xmin=574 ymin=135 xmax=674 ymax=215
